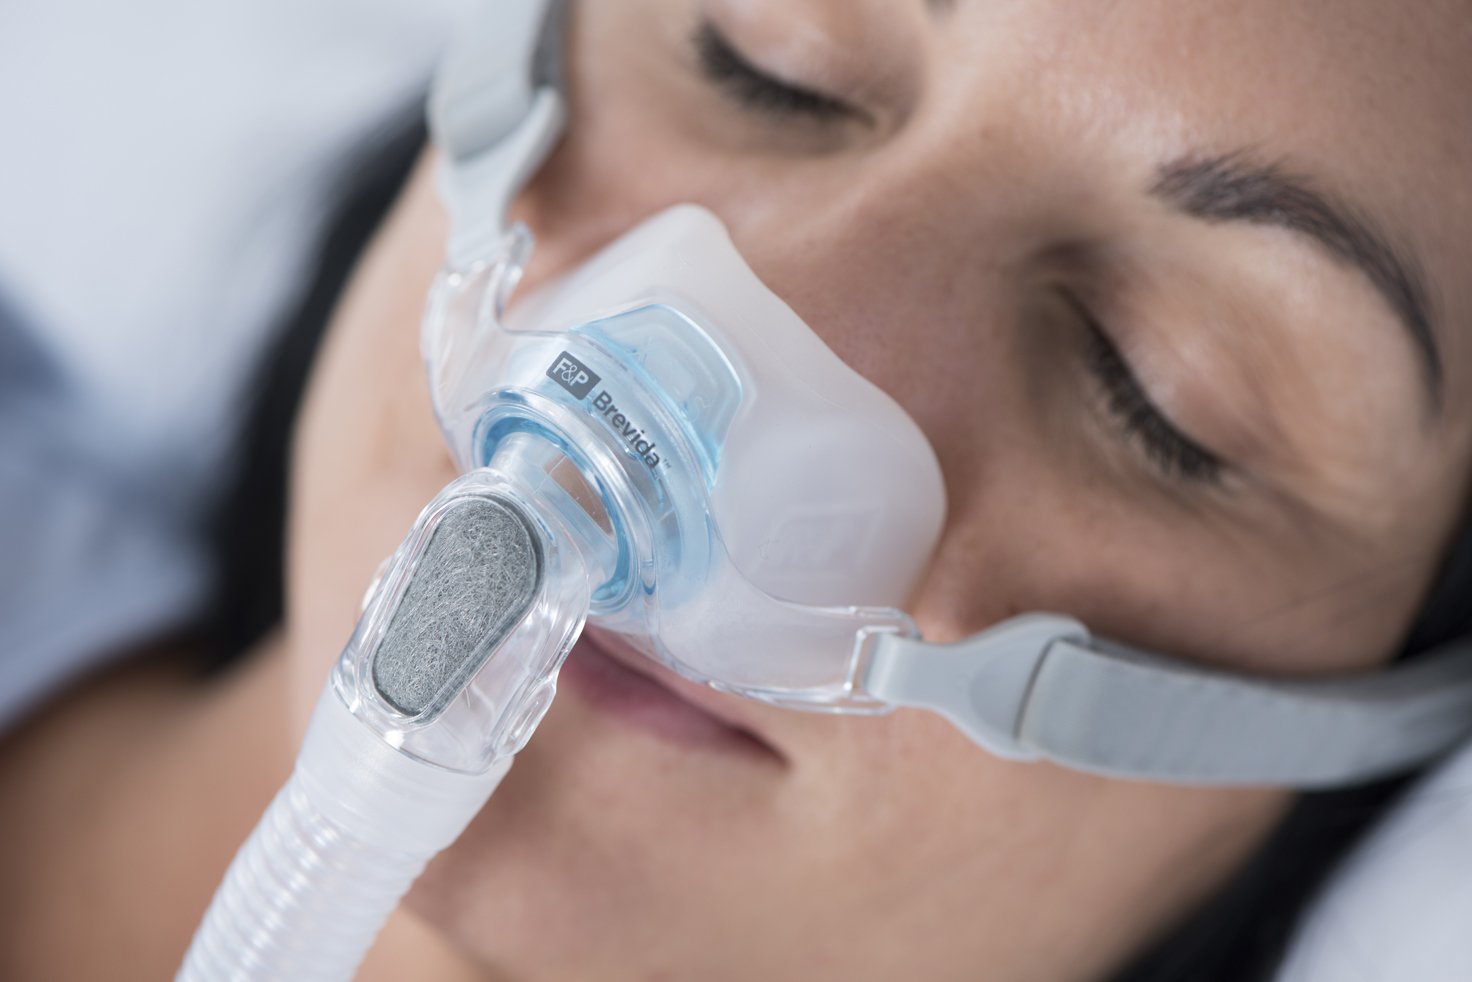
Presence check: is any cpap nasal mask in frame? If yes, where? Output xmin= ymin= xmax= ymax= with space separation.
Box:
xmin=181 ymin=1 xmax=1472 ymax=978
xmin=423 ymin=202 xmax=946 ymax=713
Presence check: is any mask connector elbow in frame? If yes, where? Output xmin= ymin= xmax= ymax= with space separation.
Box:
xmin=179 ymin=466 xmax=593 ymax=982
xmin=336 ymin=465 xmax=595 ymax=773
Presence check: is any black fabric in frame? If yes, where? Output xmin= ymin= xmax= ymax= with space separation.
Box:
xmin=203 ymin=120 xmax=1471 ymax=982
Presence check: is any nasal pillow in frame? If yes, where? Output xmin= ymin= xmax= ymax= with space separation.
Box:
xmin=179 ymin=2 xmax=1472 ymax=978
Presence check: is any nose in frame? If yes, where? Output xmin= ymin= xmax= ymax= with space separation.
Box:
xmin=723 ymin=157 xmax=1025 ymax=483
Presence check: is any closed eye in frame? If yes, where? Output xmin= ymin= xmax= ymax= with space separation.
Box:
xmin=692 ymin=20 xmax=860 ymax=123
xmin=1065 ymin=295 xmax=1226 ymax=486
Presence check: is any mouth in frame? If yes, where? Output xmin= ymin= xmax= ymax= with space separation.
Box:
xmin=559 ymin=629 xmax=786 ymax=765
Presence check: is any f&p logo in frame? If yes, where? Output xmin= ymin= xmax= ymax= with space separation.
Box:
xmin=546 ymin=351 xmax=601 ymax=400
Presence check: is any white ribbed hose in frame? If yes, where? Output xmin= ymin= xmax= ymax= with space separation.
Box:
xmin=178 ymin=690 xmax=510 ymax=982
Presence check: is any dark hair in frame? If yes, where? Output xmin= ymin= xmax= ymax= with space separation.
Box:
xmin=205 ymin=121 xmax=1472 ymax=982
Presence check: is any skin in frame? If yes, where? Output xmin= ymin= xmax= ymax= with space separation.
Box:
xmin=2 ymin=0 xmax=1470 ymax=979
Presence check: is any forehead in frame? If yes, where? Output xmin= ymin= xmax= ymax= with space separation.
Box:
xmin=932 ymin=0 xmax=1472 ymax=413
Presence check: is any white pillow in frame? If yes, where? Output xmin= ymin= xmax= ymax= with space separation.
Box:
xmin=1278 ymin=739 xmax=1472 ymax=981
xmin=0 ymin=0 xmax=467 ymax=725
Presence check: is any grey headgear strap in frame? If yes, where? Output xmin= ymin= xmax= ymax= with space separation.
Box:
xmin=429 ymin=0 xmax=1472 ymax=789
xmin=429 ymin=0 xmax=567 ymax=268
xmin=866 ymin=616 xmax=1472 ymax=788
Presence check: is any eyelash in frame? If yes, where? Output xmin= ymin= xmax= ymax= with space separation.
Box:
xmin=1076 ymin=306 xmax=1224 ymax=485
xmin=692 ymin=21 xmax=853 ymax=121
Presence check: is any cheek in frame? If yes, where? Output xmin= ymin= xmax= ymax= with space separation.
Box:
xmin=796 ymin=701 xmax=1286 ymax=958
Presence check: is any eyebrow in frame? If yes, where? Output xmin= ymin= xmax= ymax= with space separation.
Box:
xmin=1151 ymin=154 xmax=1443 ymax=412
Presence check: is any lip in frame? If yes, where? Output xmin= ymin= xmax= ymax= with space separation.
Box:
xmin=559 ymin=629 xmax=785 ymax=764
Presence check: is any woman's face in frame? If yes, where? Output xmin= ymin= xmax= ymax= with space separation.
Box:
xmin=289 ymin=0 xmax=1472 ymax=978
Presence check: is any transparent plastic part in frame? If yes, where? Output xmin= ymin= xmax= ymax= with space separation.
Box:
xmin=334 ymin=467 xmax=592 ymax=774
xmin=180 ymin=466 xmax=583 ymax=982
xmin=422 ymin=224 xmax=920 ymax=714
